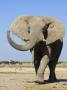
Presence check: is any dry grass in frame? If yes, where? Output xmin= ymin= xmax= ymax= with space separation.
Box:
xmin=0 ymin=62 xmax=67 ymax=90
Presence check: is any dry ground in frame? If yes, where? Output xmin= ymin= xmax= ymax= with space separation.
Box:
xmin=0 ymin=64 xmax=67 ymax=90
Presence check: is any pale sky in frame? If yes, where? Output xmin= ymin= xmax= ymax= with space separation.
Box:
xmin=0 ymin=0 xmax=67 ymax=61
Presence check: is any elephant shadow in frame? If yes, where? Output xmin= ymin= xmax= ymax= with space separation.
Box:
xmin=44 ymin=79 xmax=67 ymax=84
xmin=27 ymin=79 xmax=67 ymax=84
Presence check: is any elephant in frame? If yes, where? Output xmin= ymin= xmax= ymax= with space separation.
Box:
xmin=7 ymin=16 xmax=64 ymax=84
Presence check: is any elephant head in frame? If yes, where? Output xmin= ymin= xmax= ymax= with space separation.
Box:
xmin=7 ymin=16 xmax=64 ymax=51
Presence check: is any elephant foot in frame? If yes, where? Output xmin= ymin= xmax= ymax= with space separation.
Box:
xmin=48 ymin=78 xmax=57 ymax=83
xmin=35 ymin=74 xmax=45 ymax=84
xmin=48 ymin=73 xmax=57 ymax=83
xmin=48 ymin=76 xmax=57 ymax=83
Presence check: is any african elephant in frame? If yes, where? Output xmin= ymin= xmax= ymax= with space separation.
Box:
xmin=7 ymin=16 xmax=64 ymax=83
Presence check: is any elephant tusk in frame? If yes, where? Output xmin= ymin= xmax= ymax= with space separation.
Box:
xmin=7 ymin=30 xmax=42 ymax=51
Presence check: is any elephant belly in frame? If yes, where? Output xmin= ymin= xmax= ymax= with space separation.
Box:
xmin=34 ymin=41 xmax=48 ymax=59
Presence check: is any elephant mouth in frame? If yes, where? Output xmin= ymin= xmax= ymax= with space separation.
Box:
xmin=23 ymin=39 xmax=29 ymax=42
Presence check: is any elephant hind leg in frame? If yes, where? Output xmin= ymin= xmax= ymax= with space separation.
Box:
xmin=48 ymin=40 xmax=63 ymax=82
xmin=48 ymin=60 xmax=57 ymax=82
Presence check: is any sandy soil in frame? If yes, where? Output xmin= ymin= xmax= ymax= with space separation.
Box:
xmin=0 ymin=67 xmax=67 ymax=90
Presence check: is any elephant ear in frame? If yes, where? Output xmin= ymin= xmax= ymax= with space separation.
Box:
xmin=45 ymin=21 xmax=64 ymax=45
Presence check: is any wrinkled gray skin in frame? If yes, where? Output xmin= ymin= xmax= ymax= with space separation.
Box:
xmin=7 ymin=16 xmax=64 ymax=83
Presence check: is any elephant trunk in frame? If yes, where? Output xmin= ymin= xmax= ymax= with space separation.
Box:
xmin=7 ymin=30 xmax=44 ymax=51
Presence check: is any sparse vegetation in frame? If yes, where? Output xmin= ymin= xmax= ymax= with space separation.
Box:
xmin=0 ymin=60 xmax=33 ymax=67
xmin=0 ymin=60 xmax=67 ymax=67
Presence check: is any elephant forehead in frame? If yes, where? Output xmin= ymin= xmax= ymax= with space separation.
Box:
xmin=10 ymin=16 xmax=45 ymax=32
xmin=29 ymin=17 xmax=45 ymax=30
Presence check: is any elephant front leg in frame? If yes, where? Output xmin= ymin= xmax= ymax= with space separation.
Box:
xmin=36 ymin=55 xmax=49 ymax=83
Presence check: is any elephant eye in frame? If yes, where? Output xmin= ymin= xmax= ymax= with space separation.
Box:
xmin=28 ymin=26 xmax=30 ymax=33
xmin=49 ymin=24 xmax=54 ymax=28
